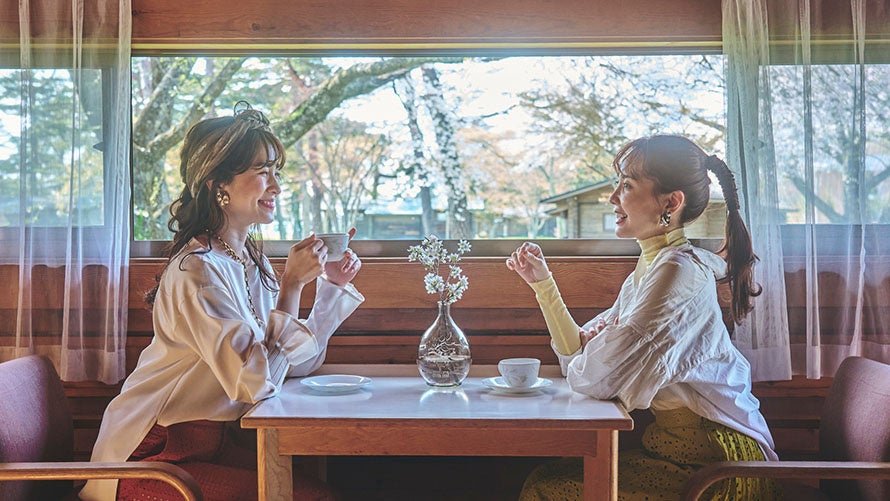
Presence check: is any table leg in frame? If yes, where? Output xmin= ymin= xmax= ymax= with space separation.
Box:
xmin=296 ymin=456 xmax=328 ymax=481
xmin=257 ymin=428 xmax=293 ymax=501
xmin=583 ymin=429 xmax=619 ymax=501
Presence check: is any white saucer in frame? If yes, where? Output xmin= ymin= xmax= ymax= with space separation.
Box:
xmin=481 ymin=377 xmax=552 ymax=394
xmin=301 ymin=374 xmax=372 ymax=394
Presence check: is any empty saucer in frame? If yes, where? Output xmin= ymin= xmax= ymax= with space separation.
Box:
xmin=300 ymin=374 xmax=372 ymax=394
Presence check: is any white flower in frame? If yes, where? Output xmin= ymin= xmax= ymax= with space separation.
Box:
xmin=424 ymin=274 xmax=445 ymax=294
xmin=408 ymin=234 xmax=471 ymax=305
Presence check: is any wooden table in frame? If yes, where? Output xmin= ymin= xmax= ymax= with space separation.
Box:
xmin=241 ymin=365 xmax=633 ymax=501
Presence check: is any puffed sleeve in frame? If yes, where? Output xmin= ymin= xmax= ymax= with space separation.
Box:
xmin=563 ymin=255 xmax=706 ymax=410
xmin=286 ymin=276 xmax=365 ymax=376
xmin=182 ymin=285 xmax=288 ymax=403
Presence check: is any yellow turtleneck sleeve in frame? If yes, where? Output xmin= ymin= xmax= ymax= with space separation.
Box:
xmin=528 ymin=274 xmax=581 ymax=355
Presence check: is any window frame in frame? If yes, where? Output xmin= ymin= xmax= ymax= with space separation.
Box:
xmin=0 ymin=64 xmax=122 ymax=263
xmin=128 ymin=45 xmax=734 ymax=258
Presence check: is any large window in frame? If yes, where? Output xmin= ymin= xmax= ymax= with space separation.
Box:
xmin=0 ymin=69 xmax=107 ymax=228
xmin=130 ymin=55 xmax=728 ymax=252
xmin=769 ymin=63 xmax=890 ymax=226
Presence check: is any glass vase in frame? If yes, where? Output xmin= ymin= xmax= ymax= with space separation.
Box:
xmin=417 ymin=301 xmax=472 ymax=386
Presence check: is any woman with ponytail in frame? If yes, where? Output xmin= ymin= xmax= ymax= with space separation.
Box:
xmin=508 ymin=135 xmax=779 ymax=500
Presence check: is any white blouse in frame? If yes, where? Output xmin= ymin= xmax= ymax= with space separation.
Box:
xmin=80 ymin=238 xmax=364 ymax=500
xmin=530 ymin=243 xmax=778 ymax=461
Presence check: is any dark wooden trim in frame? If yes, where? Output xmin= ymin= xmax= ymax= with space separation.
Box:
xmin=129 ymin=0 xmax=723 ymax=50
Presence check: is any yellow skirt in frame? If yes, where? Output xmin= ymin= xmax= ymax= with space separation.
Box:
xmin=519 ymin=407 xmax=782 ymax=501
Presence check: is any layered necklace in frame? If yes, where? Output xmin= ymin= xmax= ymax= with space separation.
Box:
xmin=215 ymin=235 xmax=266 ymax=328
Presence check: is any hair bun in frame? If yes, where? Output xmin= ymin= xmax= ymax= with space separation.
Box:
xmin=233 ymin=100 xmax=271 ymax=132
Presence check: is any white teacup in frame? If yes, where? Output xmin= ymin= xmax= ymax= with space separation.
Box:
xmin=317 ymin=233 xmax=350 ymax=262
xmin=497 ymin=358 xmax=541 ymax=388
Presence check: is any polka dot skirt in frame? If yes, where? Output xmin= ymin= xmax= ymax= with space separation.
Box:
xmin=519 ymin=407 xmax=782 ymax=501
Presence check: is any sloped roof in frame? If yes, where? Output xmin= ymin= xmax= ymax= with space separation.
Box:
xmin=541 ymin=178 xmax=727 ymax=204
xmin=539 ymin=179 xmax=614 ymax=204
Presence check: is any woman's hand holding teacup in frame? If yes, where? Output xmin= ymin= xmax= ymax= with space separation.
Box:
xmin=275 ymin=234 xmax=325 ymax=315
xmin=325 ymin=248 xmax=361 ymax=286
xmin=506 ymin=242 xmax=551 ymax=284
xmin=323 ymin=228 xmax=361 ymax=287
xmin=281 ymin=234 xmax=325 ymax=288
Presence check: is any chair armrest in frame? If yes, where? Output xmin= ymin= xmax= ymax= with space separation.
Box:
xmin=681 ymin=460 xmax=890 ymax=501
xmin=0 ymin=461 xmax=203 ymax=501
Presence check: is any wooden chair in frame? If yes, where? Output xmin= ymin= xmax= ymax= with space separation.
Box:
xmin=681 ymin=356 xmax=890 ymax=501
xmin=0 ymin=355 xmax=203 ymax=501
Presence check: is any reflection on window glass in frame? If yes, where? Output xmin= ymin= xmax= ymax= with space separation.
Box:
xmin=131 ymin=55 xmax=727 ymax=241
xmin=0 ymin=69 xmax=105 ymax=227
xmin=770 ymin=64 xmax=890 ymax=224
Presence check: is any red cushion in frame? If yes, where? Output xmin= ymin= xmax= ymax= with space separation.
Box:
xmin=122 ymin=421 xmax=337 ymax=501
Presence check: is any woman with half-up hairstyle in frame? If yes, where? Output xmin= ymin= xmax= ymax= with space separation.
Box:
xmin=508 ymin=135 xmax=780 ymax=500
xmin=82 ymin=102 xmax=364 ymax=501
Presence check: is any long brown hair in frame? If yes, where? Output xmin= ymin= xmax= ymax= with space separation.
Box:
xmin=612 ymin=134 xmax=761 ymax=324
xmin=145 ymin=104 xmax=285 ymax=306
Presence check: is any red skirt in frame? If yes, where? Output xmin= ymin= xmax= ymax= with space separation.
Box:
xmin=117 ymin=420 xmax=337 ymax=501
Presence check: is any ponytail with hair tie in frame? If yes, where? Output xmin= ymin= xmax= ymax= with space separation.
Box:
xmin=705 ymin=155 xmax=741 ymax=213
xmin=705 ymin=153 xmax=761 ymax=324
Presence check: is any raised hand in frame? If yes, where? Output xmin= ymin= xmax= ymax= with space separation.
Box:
xmin=280 ymin=234 xmax=326 ymax=290
xmin=325 ymin=248 xmax=361 ymax=286
xmin=505 ymin=242 xmax=551 ymax=283
xmin=322 ymin=228 xmax=361 ymax=287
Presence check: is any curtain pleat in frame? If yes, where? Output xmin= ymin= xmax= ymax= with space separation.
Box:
xmin=723 ymin=0 xmax=793 ymax=382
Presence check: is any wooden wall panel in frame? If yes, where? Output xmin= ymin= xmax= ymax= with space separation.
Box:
xmin=126 ymin=257 xmax=635 ymax=336
xmin=129 ymin=257 xmax=636 ymax=309
xmin=7 ymin=257 xmax=890 ymax=342
xmin=0 ymin=0 xmax=121 ymax=41
xmin=129 ymin=0 xmax=722 ymax=49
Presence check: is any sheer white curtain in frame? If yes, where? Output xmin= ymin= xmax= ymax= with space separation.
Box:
xmin=0 ymin=1 xmax=131 ymax=383
xmin=723 ymin=0 xmax=890 ymax=379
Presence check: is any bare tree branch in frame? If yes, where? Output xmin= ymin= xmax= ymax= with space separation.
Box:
xmin=276 ymin=57 xmax=463 ymax=145
xmin=787 ymin=174 xmax=844 ymax=222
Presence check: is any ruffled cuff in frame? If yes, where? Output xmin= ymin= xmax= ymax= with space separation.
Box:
xmin=306 ymin=276 xmax=364 ymax=345
xmin=283 ymin=277 xmax=365 ymax=377
xmin=266 ymin=310 xmax=319 ymax=385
